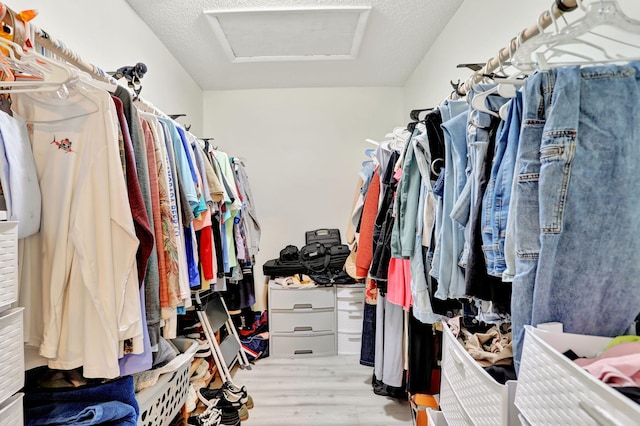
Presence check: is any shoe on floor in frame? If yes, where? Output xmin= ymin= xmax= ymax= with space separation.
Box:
xmin=198 ymin=386 xmax=245 ymax=408
xmin=185 ymin=384 xmax=198 ymax=413
xmin=194 ymin=340 xmax=212 ymax=358
xmin=187 ymin=405 xmax=221 ymax=426
xmin=191 ymin=360 xmax=211 ymax=381
xmin=222 ymin=381 xmax=253 ymax=409
xmin=237 ymin=404 xmax=249 ymax=422
xmin=218 ymin=406 xmax=241 ymax=426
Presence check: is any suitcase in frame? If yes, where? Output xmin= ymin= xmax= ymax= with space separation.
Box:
xmin=305 ymin=228 xmax=341 ymax=247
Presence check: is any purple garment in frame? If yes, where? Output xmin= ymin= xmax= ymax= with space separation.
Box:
xmin=118 ymin=285 xmax=153 ymax=375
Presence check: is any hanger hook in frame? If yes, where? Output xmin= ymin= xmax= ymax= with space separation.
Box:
xmin=508 ymin=36 xmax=516 ymax=62
xmin=548 ymin=5 xmax=559 ymax=33
xmin=536 ymin=11 xmax=546 ymax=34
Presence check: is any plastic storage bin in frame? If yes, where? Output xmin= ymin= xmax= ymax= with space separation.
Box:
xmin=136 ymin=338 xmax=198 ymax=426
xmin=0 ymin=308 xmax=24 ymax=405
xmin=0 ymin=221 xmax=18 ymax=310
xmin=515 ymin=325 xmax=640 ymax=425
xmin=439 ymin=320 xmax=518 ymax=426
xmin=0 ymin=393 xmax=23 ymax=426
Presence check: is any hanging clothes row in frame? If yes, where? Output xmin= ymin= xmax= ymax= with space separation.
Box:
xmin=348 ymin=0 xmax=640 ymax=402
xmin=0 ymin=15 xmax=261 ymax=379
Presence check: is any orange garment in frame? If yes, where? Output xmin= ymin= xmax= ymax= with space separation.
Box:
xmin=142 ymin=119 xmax=169 ymax=307
xmin=355 ymin=169 xmax=381 ymax=278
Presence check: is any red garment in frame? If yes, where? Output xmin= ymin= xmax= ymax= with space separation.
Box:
xmin=355 ymin=170 xmax=381 ymax=278
xmin=199 ymin=226 xmax=215 ymax=280
xmin=112 ymin=96 xmax=154 ymax=287
xmin=387 ymin=257 xmax=413 ymax=310
xmin=141 ymin=119 xmax=169 ymax=307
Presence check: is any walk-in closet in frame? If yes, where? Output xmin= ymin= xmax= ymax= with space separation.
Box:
xmin=0 ymin=1 xmax=639 ymax=425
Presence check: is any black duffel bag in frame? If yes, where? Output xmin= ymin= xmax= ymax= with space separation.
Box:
xmin=262 ymin=258 xmax=305 ymax=277
xmin=309 ymin=269 xmax=356 ymax=285
xmin=299 ymin=242 xmax=331 ymax=273
xmin=327 ymin=244 xmax=350 ymax=270
xmin=262 ymin=244 xmax=305 ymax=277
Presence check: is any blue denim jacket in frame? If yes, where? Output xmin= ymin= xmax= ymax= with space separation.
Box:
xmin=481 ymin=92 xmax=523 ymax=277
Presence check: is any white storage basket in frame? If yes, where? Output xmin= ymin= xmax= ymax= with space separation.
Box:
xmin=515 ymin=325 xmax=640 ymax=425
xmin=0 ymin=308 xmax=24 ymax=405
xmin=439 ymin=320 xmax=517 ymax=426
xmin=0 ymin=393 xmax=23 ymax=426
xmin=136 ymin=338 xmax=197 ymax=426
xmin=0 ymin=221 xmax=18 ymax=310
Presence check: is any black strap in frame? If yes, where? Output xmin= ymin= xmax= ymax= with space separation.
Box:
xmin=555 ymin=0 xmax=578 ymax=12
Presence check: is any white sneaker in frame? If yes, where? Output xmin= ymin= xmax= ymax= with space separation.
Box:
xmin=185 ymin=384 xmax=198 ymax=413
xmin=195 ymin=340 xmax=212 ymax=358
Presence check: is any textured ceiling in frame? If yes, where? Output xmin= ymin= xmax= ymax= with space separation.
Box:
xmin=124 ymin=0 xmax=463 ymax=90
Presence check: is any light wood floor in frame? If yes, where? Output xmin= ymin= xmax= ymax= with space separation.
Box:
xmin=230 ymin=355 xmax=412 ymax=426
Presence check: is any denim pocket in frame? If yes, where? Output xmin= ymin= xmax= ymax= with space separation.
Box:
xmin=539 ymin=130 xmax=576 ymax=234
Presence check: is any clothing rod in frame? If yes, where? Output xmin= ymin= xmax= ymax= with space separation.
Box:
xmin=459 ymin=0 xmax=578 ymax=95
xmin=33 ymin=28 xmax=115 ymax=85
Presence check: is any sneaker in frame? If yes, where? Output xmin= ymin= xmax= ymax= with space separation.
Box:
xmin=222 ymin=381 xmax=253 ymax=409
xmin=198 ymin=386 xmax=246 ymax=408
xmin=195 ymin=340 xmax=212 ymax=358
xmin=187 ymin=406 xmax=221 ymax=426
xmin=185 ymin=384 xmax=198 ymax=413
xmin=197 ymin=389 xmax=240 ymax=409
xmin=191 ymin=361 xmax=211 ymax=381
xmin=235 ymin=404 xmax=249 ymax=422
xmin=218 ymin=406 xmax=241 ymax=426
xmin=183 ymin=322 xmax=206 ymax=339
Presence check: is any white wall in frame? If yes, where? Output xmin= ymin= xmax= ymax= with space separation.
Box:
xmin=403 ymin=0 xmax=640 ymax=111
xmin=203 ymin=87 xmax=404 ymax=309
xmin=4 ymin=0 xmax=203 ymax=134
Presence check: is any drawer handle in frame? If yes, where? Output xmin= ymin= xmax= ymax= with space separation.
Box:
xmin=578 ymin=402 xmax=621 ymax=426
xmin=293 ymin=326 xmax=313 ymax=332
xmin=451 ymin=350 xmax=465 ymax=368
xmin=294 ymin=349 xmax=313 ymax=355
xmin=293 ymin=303 xmax=313 ymax=310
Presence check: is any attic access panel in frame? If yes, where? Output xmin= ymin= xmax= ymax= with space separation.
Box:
xmin=204 ymin=6 xmax=371 ymax=63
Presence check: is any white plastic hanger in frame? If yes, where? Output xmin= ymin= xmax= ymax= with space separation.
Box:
xmin=513 ymin=0 xmax=640 ymax=71
xmin=0 ymin=36 xmax=76 ymax=93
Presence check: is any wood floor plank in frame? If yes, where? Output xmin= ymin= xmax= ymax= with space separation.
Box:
xmin=230 ymin=355 xmax=412 ymax=425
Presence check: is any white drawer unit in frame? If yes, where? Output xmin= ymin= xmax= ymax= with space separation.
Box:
xmin=0 ymin=308 xmax=24 ymax=406
xmin=271 ymin=332 xmax=337 ymax=357
xmin=0 ymin=393 xmax=23 ymax=426
xmin=0 ymin=222 xmax=18 ymax=311
xmin=515 ymin=325 xmax=640 ymax=426
xmin=270 ymin=310 xmax=335 ymax=334
xmin=439 ymin=320 xmax=518 ymax=426
xmin=269 ymin=283 xmax=337 ymax=357
xmin=270 ymin=286 xmax=335 ymax=310
xmin=336 ymin=284 xmax=364 ymax=355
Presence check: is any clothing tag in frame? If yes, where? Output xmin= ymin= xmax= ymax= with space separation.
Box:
xmin=123 ymin=338 xmax=134 ymax=355
xmin=0 ymin=93 xmax=12 ymax=117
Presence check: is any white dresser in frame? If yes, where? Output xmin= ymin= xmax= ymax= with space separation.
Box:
xmin=268 ymin=283 xmax=337 ymax=357
xmin=336 ymin=284 xmax=365 ymax=355
xmin=268 ymin=282 xmax=367 ymax=358
xmin=0 ymin=220 xmax=24 ymax=426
